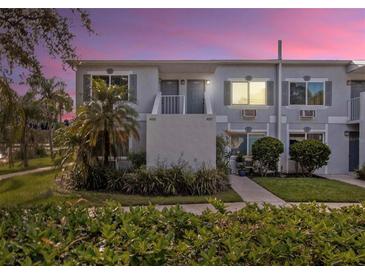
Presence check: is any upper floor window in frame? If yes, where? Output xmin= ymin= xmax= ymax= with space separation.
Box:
xmin=290 ymin=81 xmax=324 ymax=105
xmin=92 ymin=75 xmax=129 ymax=99
xmin=231 ymin=81 xmax=266 ymax=105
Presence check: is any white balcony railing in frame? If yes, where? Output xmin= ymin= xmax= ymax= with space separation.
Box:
xmin=152 ymin=93 xmax=186 ymax=115
xmin=161 ymin=95 xmax=185 ymax=114
xmin=348 ymin=97 xmax=360 ymax=121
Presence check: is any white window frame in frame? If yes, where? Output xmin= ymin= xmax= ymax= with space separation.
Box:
xmin=288 ymin=79 xmax=326 ymax=106
xmin=231 ymin=80 xmax=267 ymax=106
xmin=230 ymin=131 xmax=267 ymax=156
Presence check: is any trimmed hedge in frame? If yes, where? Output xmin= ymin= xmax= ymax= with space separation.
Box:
xmin=1 ymin=202 xmax=365 ymax=265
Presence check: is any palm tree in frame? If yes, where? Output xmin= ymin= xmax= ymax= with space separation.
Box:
xmin=31 ymin=76 xmax=69 ymax=159
xmin=55 ymin=78 xmax=139 ymax=171
xmin=78 ymin=79 xmax=139 ymax=167
xmin=18 ymin=91 xmax=42 ymax=167
xmin=54 ymin=89 xmax=73 ymax=123
xmin=0 ymin=77 xmax=20 ymax=167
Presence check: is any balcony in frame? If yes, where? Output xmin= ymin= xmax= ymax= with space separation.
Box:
xmin=348 ymin=97 xmax=360 ymax=122
xmin=151 ymin=92 xmax=213 ymax=115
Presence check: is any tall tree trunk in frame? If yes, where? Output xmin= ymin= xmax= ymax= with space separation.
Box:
xmin=8 ymin=143 xmax=14 ymax=168
xmin=21 ymin=120 xmax=28 ymax=168
xmin=48 ymin=123 xmax=54 ymax=160
xmin=103 ymin=128 xmax=110 ymax=168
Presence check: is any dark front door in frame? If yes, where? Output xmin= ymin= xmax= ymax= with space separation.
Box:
xmin=161 ymin=80 xmax=179 ymax=96
xmin=161 ymin=80 xmax=179 ymax=114
xmin=349 ymin=132 xmax=360 ymax=171
xmin=187 ymin=80 xmax=205 ymax=114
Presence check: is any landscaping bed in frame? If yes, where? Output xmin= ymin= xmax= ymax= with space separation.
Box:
xmin=1 ymin=202 xmax=365 ymax=265
xmin=0 ymin=171 xmax=242 ymax=208
xmin=253 ymin=176 xmax=365 ymax=202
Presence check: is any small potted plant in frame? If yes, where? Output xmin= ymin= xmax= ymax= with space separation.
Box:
xmin=235 ymin=153 xmax=246 ymax=176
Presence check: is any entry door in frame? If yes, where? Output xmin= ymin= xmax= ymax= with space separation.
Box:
xmin=187 ymin=80 xmax=205 ymax=114
xmin=349 ymin=132 xmax=359 ymax=171
xmin=161 ymin=80 xmax=179 ymax=96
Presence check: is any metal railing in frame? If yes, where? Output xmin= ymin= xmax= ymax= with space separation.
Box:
xmin=348 ymin=97 xmax=360 ymax=121
xmin=160 ymin=95 xmax=185 ymax=114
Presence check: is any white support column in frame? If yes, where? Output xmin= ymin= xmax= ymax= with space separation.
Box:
xmin=277 ymin=40 xmax=283 ymax=170
xmin=359 ymin=92 xmax=365 ymax=167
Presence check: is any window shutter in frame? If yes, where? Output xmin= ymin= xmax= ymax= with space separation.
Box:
xmin=224 ymin=81 xmax=231 ymax=105
xmin=129 ymin=74 xmax=137 ymax=103
xmin=266 ymin=81 xmax=274 ymax=105
xmin=325 ymin=81 xmax=332 ymax=106
xmin=282 ymin=81 xmax=289 ymax=106
xmin=83 ymin=74 xmax=91 ymax=103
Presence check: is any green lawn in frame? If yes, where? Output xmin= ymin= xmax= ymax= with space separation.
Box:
xmin=253 ymin=176 xmax=365 ymax=202
xmin=0 ymin=170 xmax=242 ymax=207
xmin=0 ymin=157 xmax=54 ymax=175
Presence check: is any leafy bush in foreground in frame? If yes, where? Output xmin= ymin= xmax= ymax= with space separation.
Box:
xmin=1 ymin=202 xmax=365 ymax=265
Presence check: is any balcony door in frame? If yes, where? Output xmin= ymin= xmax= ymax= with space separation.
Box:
xmin=161 ymin=80 xmax=179 ymax=114
xmin=187 ymin=80 xmax=205 ymax=114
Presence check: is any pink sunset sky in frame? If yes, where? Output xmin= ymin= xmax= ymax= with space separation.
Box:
xmin=16 ymin=8 xmax=365 ymax=119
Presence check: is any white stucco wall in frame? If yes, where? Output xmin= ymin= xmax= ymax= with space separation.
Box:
xmin=146 ymin=114 xmax=216 ymax=169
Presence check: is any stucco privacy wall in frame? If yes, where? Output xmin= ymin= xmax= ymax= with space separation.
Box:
xmin=146 ymin=114 xmax=216 ymax=169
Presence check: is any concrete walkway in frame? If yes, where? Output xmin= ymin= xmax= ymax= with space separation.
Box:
xmin=0 ymin=166 xmax=54 ymax=181
xmin=323 ymin=174 xmax=365 ymax=189
xmin=229 ymin=175 xmax=286 ymax=205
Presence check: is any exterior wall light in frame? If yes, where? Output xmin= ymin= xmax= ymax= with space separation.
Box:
xmin=106 ymin=68 xmax=114 ymax=74
xmin=206 ymin=80 xmax=211 ymax=85
xmin=245 ymin=126 xmax=252 ymax=133
xmin=304 ymin=126 xmax=311 ymax=133
xmin=303 ymin=75 xmax=311 ymax=81
xmin=344 ymin=131 xmax=349 ymax=137
xmin=180 ymin=80 xmax=185 ymax=85
xmin=245 ymin=75 xmax=253 ymax=81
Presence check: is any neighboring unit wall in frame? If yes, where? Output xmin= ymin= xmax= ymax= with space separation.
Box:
xmin=146 ymin=114 xmax=216 ymax=169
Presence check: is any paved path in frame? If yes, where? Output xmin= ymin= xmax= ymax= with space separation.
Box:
xmin=0 ymin=166 xmax=54 ymax=181
xmin=229 ymin=175 xmax=286 ymax=205
xmin=323 ymin=174 xmax=365 ymax=189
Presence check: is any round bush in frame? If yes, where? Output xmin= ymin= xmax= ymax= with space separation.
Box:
xmin=252 ymin=137 xmax=284 ymax=176
xmin=289 ymin=139 xmax=331 ymax=176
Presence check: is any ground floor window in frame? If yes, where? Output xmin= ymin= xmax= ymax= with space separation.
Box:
xmin=230 ymin=133 xmax=266 ymax=156
xmin=289 ymin=132 xmax=324 ymax=149
xmin=113 ymin=140 xmax=129 ymax=158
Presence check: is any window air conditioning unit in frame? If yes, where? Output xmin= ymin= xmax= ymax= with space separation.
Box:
xmin=300 ymin=110 xmax=316 ymax=119
xmin=241 ymin=109 xmax=257 ymax=119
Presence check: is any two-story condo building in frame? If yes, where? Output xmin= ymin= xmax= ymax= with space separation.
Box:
xmin=74 ymin=42 xmax=365 ymax=175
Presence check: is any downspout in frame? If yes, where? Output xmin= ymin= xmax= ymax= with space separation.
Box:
xmin=277 ymin=40 xmax=283 ymax=171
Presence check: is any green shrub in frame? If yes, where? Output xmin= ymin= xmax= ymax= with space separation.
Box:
xmin=108 ymin=165 xmax=228 ymax=196
xmin=128 ymin=151 xmax=146 ymax=169
xmin=1 ymin=202 xmax=365 ymax=265
xmin=356 ymin=164 xmax=365 ymax=180
xmin=216 ymin=135 xmax=230 ymax=174
xmin=67 ymin=163 xmax=229 ymax=196
xmin=290 ymin=140 xmax=331 ymax=176
xmin=252 ymin=137 xmax=284 ymax=176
